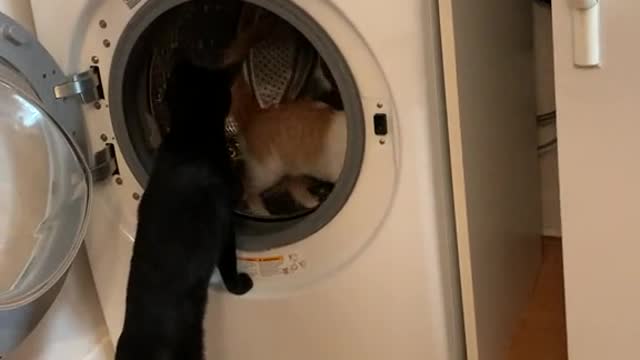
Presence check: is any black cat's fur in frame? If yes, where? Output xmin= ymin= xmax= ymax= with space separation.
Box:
xmin=115 ymin=60 xmax=252 ymax=360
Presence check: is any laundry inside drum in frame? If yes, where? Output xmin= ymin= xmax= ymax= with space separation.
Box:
xmin=139 ymin=0 xmax=346 ymax=221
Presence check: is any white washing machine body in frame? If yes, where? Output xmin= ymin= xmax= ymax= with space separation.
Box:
xmin=29 ymin=0 xmax=464 ymax=358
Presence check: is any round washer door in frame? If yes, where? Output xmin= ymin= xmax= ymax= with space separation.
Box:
xmin=0 ymin=12 xmax=92 ymax=355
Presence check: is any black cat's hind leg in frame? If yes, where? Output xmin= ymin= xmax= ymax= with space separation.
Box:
xmin=218 ymin=227 xmax=253 ymax=295
xmin=175 ymin=327 xmax=206 ymax=360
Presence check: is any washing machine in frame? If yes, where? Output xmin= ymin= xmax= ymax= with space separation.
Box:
xmin=3 ymin=0 xmax=463 ymax=358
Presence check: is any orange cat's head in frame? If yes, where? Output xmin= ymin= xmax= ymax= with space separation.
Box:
xmin=230 ymin=75 xmax=260 ymax=131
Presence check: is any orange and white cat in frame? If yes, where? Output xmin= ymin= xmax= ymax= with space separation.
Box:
xmin=230 ymin=75 xmax=347 ymax=216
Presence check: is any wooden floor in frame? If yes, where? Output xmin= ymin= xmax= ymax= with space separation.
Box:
xmin=507 ymin=237 xmax=568 ymax=360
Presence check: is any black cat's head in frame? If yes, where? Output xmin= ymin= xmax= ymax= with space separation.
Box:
xmin=164 ymin=60 xmax=241 ymax=135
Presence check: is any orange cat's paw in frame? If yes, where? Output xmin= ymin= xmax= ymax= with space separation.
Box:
xmin=250 ymin=206 xmax=271 ymax=217
xmin=298 ymin=195 xmax=320 ymax=209
xmin=246 ymin=193 xmax=271 ymax=216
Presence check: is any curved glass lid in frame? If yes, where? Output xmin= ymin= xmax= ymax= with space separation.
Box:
xmin=0 ymin=80 xmax=91 ymax=308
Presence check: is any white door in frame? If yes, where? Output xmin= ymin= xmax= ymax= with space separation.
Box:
xmin=438 ymin=1 xmax=542 ymax=359
xmin=553 ymin=2 xmax=640 ymax=359
xmin=0 ymin=11 xmax=94 ymax=355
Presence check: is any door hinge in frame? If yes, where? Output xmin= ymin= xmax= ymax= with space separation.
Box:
xmin=54 ymin=69 xmax=101 ymax=104
xmin=91 ymin=144 xmax=118 ymax=182
xmin=123 ymin=0 xmax=141 ymax=9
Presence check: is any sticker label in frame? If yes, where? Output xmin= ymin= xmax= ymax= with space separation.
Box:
xmin=238 ymin=253 xmax=306 ymax=278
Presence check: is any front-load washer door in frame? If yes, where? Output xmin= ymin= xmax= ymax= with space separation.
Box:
xmin=0 ymin=11 xmax=93 ymax=355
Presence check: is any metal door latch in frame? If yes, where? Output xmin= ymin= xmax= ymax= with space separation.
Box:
xmin=123 ymin=0 xmax=141 ymax=9
xmin=54 ymin=69 xmax=101 ymax=104
xmin=91 ymin=144 xmax=118 ymax=182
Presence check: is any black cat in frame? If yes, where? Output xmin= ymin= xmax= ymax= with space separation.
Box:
xmin=115 ymin=60 xmax=252 ymax=360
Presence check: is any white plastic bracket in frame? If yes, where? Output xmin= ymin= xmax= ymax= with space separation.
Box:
xmin=570 ymin=0 xmax=600 ymax=67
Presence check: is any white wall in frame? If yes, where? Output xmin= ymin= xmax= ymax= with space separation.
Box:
xmin=534 ymin=2 xmax=562 ymax=237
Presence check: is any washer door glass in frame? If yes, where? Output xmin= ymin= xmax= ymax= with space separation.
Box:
xmin=0 ymin=80 xmax=91 ymax=307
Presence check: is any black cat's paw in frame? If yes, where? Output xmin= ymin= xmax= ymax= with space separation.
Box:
xmin=226 ymin=273 xmax=253 ymax=295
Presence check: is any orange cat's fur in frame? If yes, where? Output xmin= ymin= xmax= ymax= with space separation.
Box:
xmin=230 ymin=75 xmax=347 ymax=216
